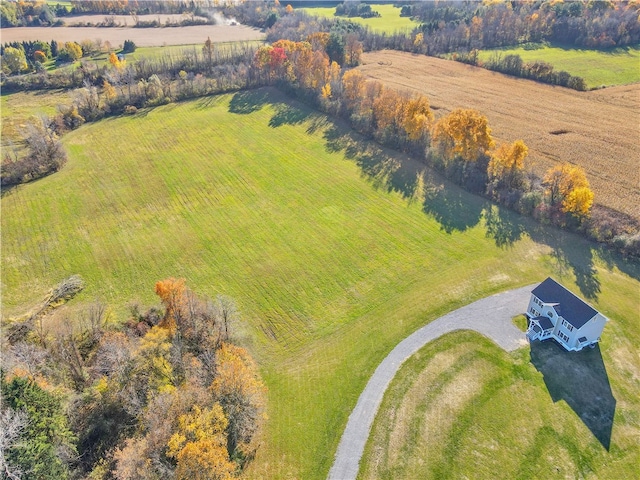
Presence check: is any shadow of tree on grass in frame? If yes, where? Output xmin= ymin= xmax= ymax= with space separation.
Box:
xmin=228 ymin=89 xmax=271 ymax=115
xmin=484 ymin=204 xmax=525 ymax=248
xmin=226 ymin=88 xmax=639 ymax=298
xmin=422 ymin=185 xmax=485 ymax=234
xmin=530 ymin=340 xmax=615 ymax=450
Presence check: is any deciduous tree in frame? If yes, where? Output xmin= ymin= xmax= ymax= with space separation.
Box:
xmin=211 ymin=343 xmax=266 ymax=460
xmin=487 ymin=139 xmax=528 ymax=190
xmin=432 ymin=109 xmax=495 ymax=162
xmin=543 ymin=163 xmax=594 ymax=218
xmin=1 ymin=47 xmax=27 ymax=74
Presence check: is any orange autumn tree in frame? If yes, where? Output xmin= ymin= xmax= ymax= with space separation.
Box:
xmin=211 ymin=343 xmax=267 ymax=459
xmin=401 ymin=95 xmax=434 ymax=142
xmin=167 ymin=404 xmax=235 ymax=480
xmin=155 ymin=277 xmax=187 ymax=331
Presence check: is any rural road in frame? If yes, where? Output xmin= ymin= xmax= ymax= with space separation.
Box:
xmin=328 ymin=284 xmax=534 ymax=480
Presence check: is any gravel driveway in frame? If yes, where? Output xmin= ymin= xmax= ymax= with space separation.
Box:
xmin=328 ymin=284 xmax=534 ymax=480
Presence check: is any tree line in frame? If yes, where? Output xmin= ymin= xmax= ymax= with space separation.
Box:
xmin=242 ymin=30 xmax=638 ymax=258
xmin=0 ymin=0 xmax=216 ymax=27
xmin=403 ymin=0 xmax=640 ymax=51
xmin=2 ymin=277 xmax=266 ymax=480
xmin=452 ymin=49 xmax=588 ymax=91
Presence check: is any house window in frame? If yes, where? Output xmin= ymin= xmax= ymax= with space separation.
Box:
xmin=558 ymin=332 xmax=569 ymax=343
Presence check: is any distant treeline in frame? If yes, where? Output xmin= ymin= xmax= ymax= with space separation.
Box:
xmin=404 ymin=0 xmax=640 ymax=50
xmin=0 ymin=0 xmax=215 ymax=27
xmin=453 ymin=50 xmax=587 ymax=91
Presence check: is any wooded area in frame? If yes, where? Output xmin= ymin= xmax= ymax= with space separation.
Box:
xmin=2 ymin=278 xmax=265 ymax=479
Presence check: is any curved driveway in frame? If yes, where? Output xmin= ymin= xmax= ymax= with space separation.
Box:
xmin=328 ymin=284 xmax=534 ymax=480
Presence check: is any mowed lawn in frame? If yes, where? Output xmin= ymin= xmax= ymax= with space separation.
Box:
xmin=300 ymin=4 xmax=419 ymax=34
xmin=2 ymin=89 xmax=639 ymax=479
xmin=361 ymin=316 xmax=640 ymax=479
xmin=479 ymin=44 xmax=640 ymax=88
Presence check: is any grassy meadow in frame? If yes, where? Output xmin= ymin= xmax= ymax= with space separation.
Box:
xmin=2 ymin=89 xmax=639 ymax=479
xmin=1 ymin=89 xmax=75 ymax=147
xmin=300 ymin=4 xmax=419 ymax=34
xmin=478 ymin=44 xmax=640 ymax=88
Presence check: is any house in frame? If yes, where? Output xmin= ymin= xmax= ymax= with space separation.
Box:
xmin=526 ymin=277 xmax=608 ymax=351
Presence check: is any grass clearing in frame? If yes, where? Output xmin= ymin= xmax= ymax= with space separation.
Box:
xmin=2 ymin=88 xmax=639 ymax=479
xmin=360 ymin=325 xmax=640 ymax=479
xmin=1 ymin=89 xmax=76 ymax=147
xmin=300 ymin=4 xmax=419 ymax=34
xmin=478 ymin=44 xmax=640 ymax=88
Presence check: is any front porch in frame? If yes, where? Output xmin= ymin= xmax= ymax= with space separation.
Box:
xmin=526 ymin=315 xmax=554 ymax=342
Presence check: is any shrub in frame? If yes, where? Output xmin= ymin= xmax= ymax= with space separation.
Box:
xmin=33 ymin=50 xmax=47 ymax=63
xmin=122 ymin=39 xmax=136 ymax=53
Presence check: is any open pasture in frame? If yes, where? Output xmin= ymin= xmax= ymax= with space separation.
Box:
xmin=0 ymin=23 xmax=264 ymax=47
xmin=300 ymin=4 xmax=419 ymax=34
xmin=359 ymin=51 xmax=640 ymax=221
xmin=479 ymin=44 xmax=640 ymax=88
xmin=2 ymin=89 xmax=639 ymax=479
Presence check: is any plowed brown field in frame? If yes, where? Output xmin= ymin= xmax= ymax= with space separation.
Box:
xmin=359 ymin=51 xmax=640 ymax=220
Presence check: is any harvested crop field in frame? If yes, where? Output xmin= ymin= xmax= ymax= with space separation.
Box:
xmin=0 ymin=23 xmax=264 ymax=47
xmin=359 ymin=51 xmax=640 ymax=220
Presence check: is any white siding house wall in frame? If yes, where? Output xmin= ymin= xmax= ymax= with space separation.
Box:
xmin=527 ymin=296 xmax=546 ymax=320
xmin=573 ymin=313 xmax=608 ymax=348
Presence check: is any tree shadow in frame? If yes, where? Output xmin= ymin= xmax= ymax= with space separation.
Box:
xmin=268 ymin=103 xmax=315 ymax=128
xmin=528 ymin=225 xmax=601 ymax=300
xmin=1 ymin=184 xmax=19 ymax=198
xmin=422 ymin=185 xmax=485 ymax=234
xmin=225 ymin=87 xmax=639 ymax=296
xmin=529 ymin=340 xmax=615 ymax=450
xmin=228 ymin=89 xmax=271 ymax=115
xmin=483 ymin=204 xmax=525 ymax=248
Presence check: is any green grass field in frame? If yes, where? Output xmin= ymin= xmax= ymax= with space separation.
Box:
xmin=300 ymin=4 xmax=419 ymax=34
xmin=478 ymin=44 xmax=640 ymax=88
xmin=361 ymin=318 xmax=640 ymax=479
xmin=2 ymin=89 xmax=639 ymax=479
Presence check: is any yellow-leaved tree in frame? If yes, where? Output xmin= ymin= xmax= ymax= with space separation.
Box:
xmin=432 ymin=108 xmax=495 ymax=162
xmin=211 ymin=343 xmax=267 ymax=460
xmin=543 ymin=163 xmax=594 ymax=218
xmin=167 ymin=404 xmax=235 ymax=480
xmin=401 ymin=95 xmax=434 ymax=141
xmin=487 ymin=139 xmax=528 ymax=190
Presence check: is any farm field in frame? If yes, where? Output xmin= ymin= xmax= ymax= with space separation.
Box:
xmin=359 ymin=50 xmax=640 ymax=221
xmin=478 ymin=44 xmax=640 ymax=88
xmin=300 ymin=4 xmax=419 ymax=34
xmin=61 ymin=13 xmax=208 ymax=26
xmin=2 ymin=89 xmax=639 ymax=479
xmin=0 ymin=23 xmax=264 ymax=47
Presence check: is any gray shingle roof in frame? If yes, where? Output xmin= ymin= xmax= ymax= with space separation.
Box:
xmin=531 ymin=277 xmax=599 ymax=329
xmin=532 ymin=315 xmax=554 ymax=330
